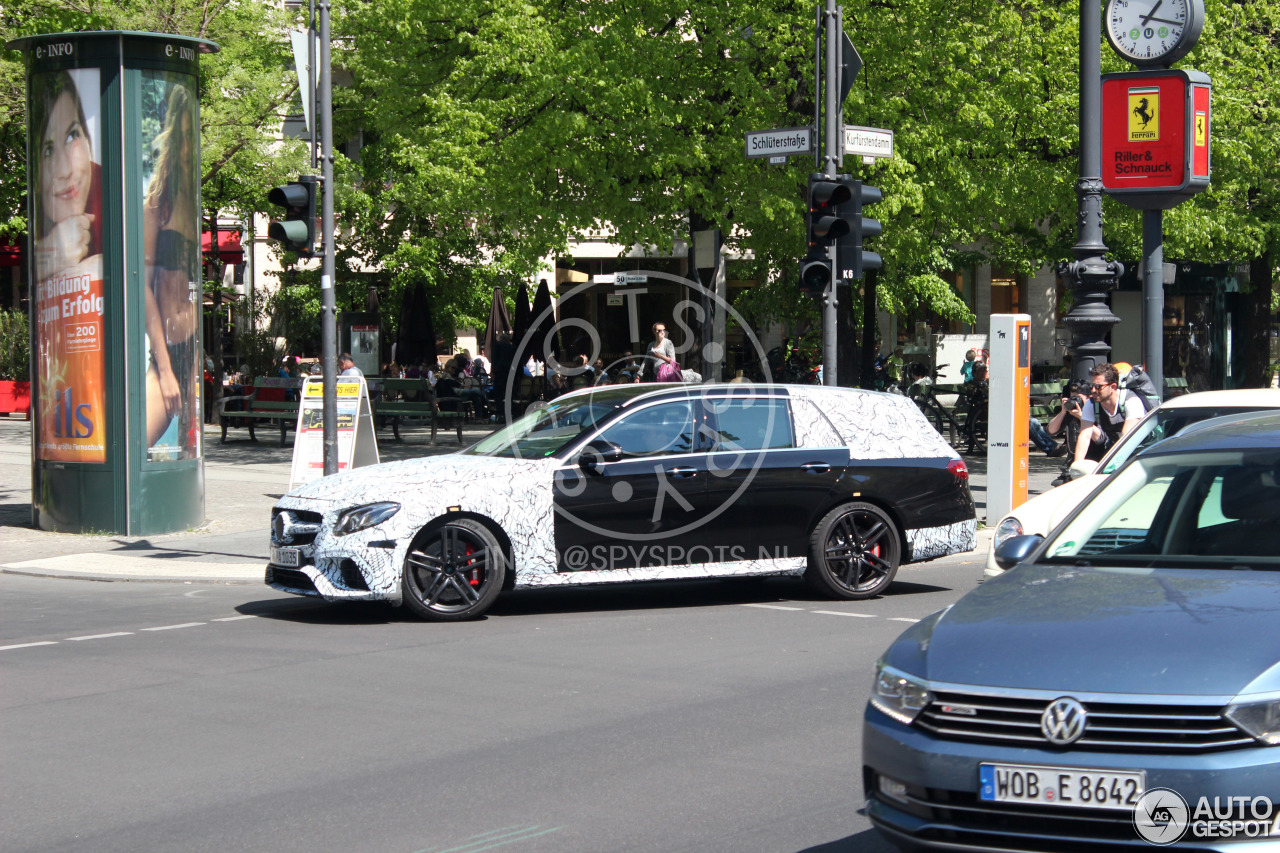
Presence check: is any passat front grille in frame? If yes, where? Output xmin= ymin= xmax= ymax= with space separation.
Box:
xmin=916 ymin=690 xmax=1253 ymax=752
xmin=869 ymin=777 xmax=1165 ymax=852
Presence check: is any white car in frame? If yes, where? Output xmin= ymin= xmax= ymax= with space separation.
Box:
xmin=985 ymin=388 xmax=1280 ymax=576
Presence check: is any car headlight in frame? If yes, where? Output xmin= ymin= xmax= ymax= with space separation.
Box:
xmin=333 ymin=502 xmax=401 ymax=537
xmin=993 ymin=516 xmax=1024 ymax=548
xmin=871 ymin=660 xmax=933 ymax=725
xmin=1225 ymin=700 xmax=1280 ymax=745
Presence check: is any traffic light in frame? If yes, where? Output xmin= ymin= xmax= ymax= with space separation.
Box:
xmin=839 ymin=181 xmax=883 ymax=281
xmin=801 ymin=173 xmax=856 ymax=294
xmin=267 ymin=176 xmax=319 ymax=257
xmin=806 ymin=173 xmax=854 ymax=252
xmin=798 ymin=247 xmax=831 ymax=294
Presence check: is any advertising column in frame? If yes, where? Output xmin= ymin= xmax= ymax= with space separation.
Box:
xmin=13 ymin=32 xmax=217 ymax=535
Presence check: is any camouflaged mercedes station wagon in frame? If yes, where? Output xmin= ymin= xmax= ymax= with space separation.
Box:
xmin=267 ymin=383 xmax=976 ymax=620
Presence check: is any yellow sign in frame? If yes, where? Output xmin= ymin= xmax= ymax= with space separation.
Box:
xmin=1195 ymin=111 xmax=1207 ymax=147
xmin=1128 ymin=88 xmax=1160 ymax=142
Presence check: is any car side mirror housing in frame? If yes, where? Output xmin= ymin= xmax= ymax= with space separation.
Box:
xmin=579 ymin=439 xmax=623 ymax=474
xmin=1070 ymin=460 xmax=1098 ymax=478
xmin=993 ymin=534 xmax=1044 ymax=570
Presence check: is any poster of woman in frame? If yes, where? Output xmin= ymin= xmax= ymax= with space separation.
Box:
xmin=31 ymin=67 xmax=107 ymax=463
xmin=140 ymin=72 xmax=202 ymax=463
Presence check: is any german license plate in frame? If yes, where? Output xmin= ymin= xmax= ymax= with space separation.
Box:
xmin=270 ymin=545 xmax=300 ymax=567
xmin=979 ymin=763 xmax=1145 ymax=811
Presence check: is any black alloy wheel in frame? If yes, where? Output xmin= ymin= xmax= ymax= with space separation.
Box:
xmin=805 ymin=502 xmax=901 ymax=600
xmin=402 ymin=518 xmax=506 ymax=621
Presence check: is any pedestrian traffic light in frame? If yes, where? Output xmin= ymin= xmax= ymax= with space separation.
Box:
xmin=267 ymin=176 xmax=319 ymax=257
xmin=806 ymin=173 xmax=855 ymax=252
xmin=838 ymin=181 xmax=883 ymax=281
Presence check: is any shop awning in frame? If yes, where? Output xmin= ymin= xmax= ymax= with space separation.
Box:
xmin=202 ymin=229 xmax=243 ymax=264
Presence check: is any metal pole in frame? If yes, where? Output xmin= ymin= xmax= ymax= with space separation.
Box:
xmin=821 ymin=0 xmax=839 ymax=386
xmin=319 ymin=0 xmax=338 ymax=474
xmin=1060 ymin=0 xmax=1122 ymax=387
xmin=1142 ymin=209 xmax=1164 ymax=395
xmin=308 ymin=0 xmax=317 ymax=170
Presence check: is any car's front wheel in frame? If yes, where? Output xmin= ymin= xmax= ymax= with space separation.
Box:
xmin=805 ymin=502 xmax=901 ymax=600
xmin=402 ymin=518 xmax=506 ymax=621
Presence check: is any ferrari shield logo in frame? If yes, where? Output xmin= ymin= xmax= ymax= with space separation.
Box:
xmin=1128 ymin=88 xmax=1160 ymax=141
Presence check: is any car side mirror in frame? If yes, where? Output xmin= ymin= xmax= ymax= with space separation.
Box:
xmin=993 ymin=534 xmax=1044 ymax=570
xmin=1070 ymin=460 xmax=1099 ymax=478
xmin=579 ymin=440 xmax=623 ymax=474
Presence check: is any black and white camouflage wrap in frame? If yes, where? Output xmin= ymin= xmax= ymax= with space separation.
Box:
xmin=270 ymin=385 xmax=975 ymax=605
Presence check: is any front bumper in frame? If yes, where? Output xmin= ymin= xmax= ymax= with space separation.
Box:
xmin=267 ymin=504 xmax=404 ymax=603
xmin=862 ymin=704 xmax=1280 ymax=852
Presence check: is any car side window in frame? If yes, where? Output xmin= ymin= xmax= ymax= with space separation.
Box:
xmin=708 ymin=398 xmax=794 ymax=451
xmin=597 ymin=401 xmax=695 ymax=458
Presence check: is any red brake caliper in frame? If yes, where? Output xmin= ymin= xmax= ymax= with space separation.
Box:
xmin=464 ymin=543 xmax=480 ymax=586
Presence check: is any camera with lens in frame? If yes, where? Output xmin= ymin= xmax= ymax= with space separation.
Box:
xmin=1061 ymin=380 xmax=1088 ymax=413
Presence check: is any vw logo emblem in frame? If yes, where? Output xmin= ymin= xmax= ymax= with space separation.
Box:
xmin=273 ymin=512 xmax=289 ymax=543
xmin=1040 ymin=697 xmax=1087 ymax=745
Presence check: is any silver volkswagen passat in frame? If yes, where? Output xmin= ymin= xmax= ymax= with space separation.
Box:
xmin=863 ymin=412 xmax=1280 ymax=851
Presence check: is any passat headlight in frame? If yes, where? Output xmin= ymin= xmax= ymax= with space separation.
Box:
xmin=333 ymin=502 xmax=401 ymax=537
xmin=1225 ymin=699 xmax=1280 ymax=745
xmin=871 ymin=660 xmax=933 ymax=725
xmin=993 ymin=516 xmax=1024 ymax=549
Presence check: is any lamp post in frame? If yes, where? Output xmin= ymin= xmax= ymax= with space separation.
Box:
xmin=1058 ymin=0 xmax=1122 ymax=387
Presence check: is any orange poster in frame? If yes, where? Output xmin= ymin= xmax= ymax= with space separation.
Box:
xmin=31 ymin=67 xmax=107 ymax=463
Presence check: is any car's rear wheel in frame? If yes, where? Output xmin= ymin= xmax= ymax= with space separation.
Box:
xmin=402 ymin=518 xmax=505 ymax=621
xmin=805 ymin=502 xmax=901 ymax=600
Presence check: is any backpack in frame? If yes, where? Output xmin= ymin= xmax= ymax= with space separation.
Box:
xmin=1119 ymin=365 xmax=1161 ymax=414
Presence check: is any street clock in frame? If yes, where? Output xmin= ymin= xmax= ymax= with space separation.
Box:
xmin=1105 ymin=0 xmax=1204 ymax=67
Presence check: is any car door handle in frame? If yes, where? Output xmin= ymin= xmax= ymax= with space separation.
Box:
xmin=667 ymin=466 xmax=698 ymax=478
xmin=801 ymin=462 xmax=831 ymax=474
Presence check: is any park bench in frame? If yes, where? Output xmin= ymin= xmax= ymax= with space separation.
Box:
xmin=372 ymin=377 xmax=474 ymax=445
xmin=217 ymin=376 xmax=301 ymax=446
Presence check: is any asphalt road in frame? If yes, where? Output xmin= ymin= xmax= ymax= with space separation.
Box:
xmin=0 ymin=550 xmax=986 ymax=853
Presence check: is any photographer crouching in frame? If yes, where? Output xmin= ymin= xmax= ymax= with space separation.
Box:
xmin=1047 ymin=363 xmax=1145 ymax=469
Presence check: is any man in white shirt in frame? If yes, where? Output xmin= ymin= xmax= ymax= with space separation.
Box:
xmin=339 ymin=353 xmax=362 ymax=377
xmin=472 ymin=346 xmax=491 ymax=378
xmin=1071 ymin=362 xmax=1144 ymax=463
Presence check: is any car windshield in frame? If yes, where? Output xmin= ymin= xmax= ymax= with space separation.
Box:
xmin=1043 ymin=449 xmax=1280 ymax=569
xmin=464 ymin=387 xmax=643 ymax=459
xmin=1098 ymin=406 xmax=1276 ymax=475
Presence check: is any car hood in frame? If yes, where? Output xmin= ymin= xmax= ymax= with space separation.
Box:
xmin=286 ymin=453 xmax=551 ymax=504
xmin=909 ymin=564 xmax=1280 ymax=697
xmin=1005 ymin=474 xmax=1106 ymax=535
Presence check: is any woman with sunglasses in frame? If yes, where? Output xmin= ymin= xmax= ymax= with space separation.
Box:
xmin=646 ymin=322 xmax=681 ymax=382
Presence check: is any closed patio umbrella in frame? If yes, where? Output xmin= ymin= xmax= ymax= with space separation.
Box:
xmin=484 ymin=286 xmax=513 ymax=359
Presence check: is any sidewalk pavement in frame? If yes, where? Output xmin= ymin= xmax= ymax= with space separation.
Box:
xmin=0 ymin=417 xmax=1068 ymax=584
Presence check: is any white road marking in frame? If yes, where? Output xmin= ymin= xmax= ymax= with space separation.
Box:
xmin=211 ymin=615 xmax=258 ymax=622
xmin=0 ymin=641 xmax=58 ymax=651
xmin=812 ymin=610 xmax=875 ymax=617
xmin=742 ymin=603 xmax=804 ymax=611
xmin=887 ymin=617 xmax=920 ymax=623
xmin=140 ymin=623 xmax=205 ymax=631
xmin=66 ymin=632 xmax=134 ymax=641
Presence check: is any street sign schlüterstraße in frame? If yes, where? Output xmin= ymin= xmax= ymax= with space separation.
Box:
xmin=745 ymin=127 xmax=813 ymax=159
